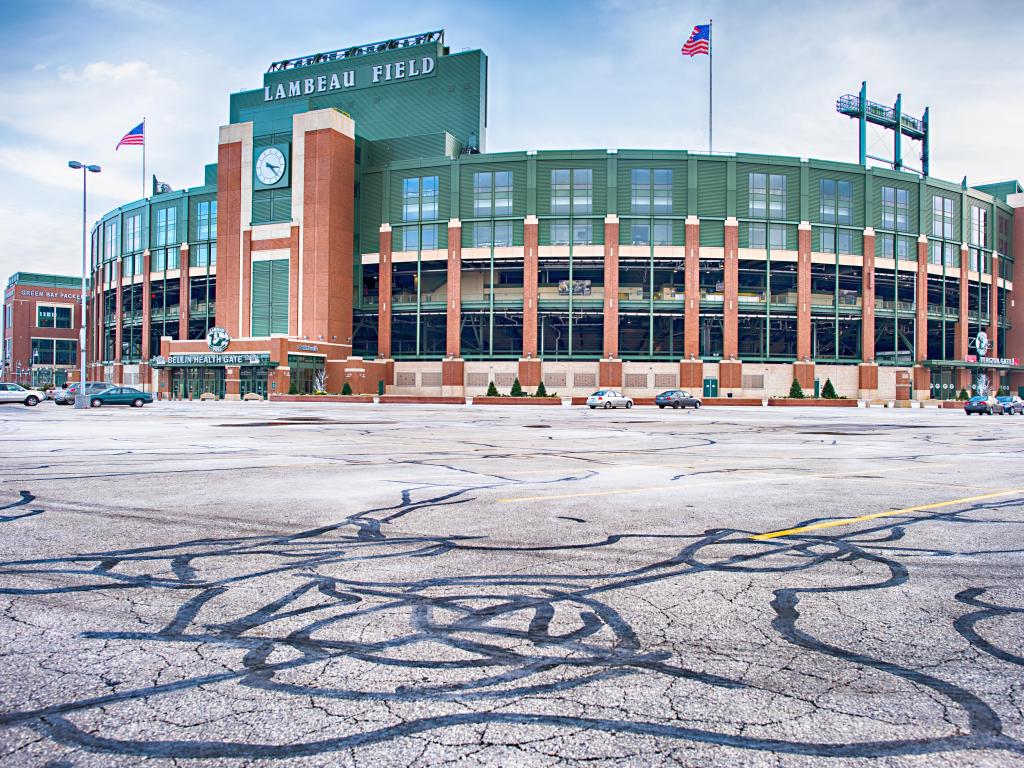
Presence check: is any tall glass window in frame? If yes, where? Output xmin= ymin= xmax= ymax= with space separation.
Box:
xmin=550 ymin=169 xmax=592 ymax=215
xmin=103 ymin=220 xmax=119 ymax=260
xmin=749 ymin=173 xmax=786 ymax=219
xmin=932 ymin=196 xmax=953 ymax=239
xmin=881 ymin=187 xmax=909 ymax=231
xmin=197 ymin=200 xmax=217 ymax=240
xmin=402 ymin=176 xmax=439 ymax=222
xmin=155 ymin=207 xmax=177 ymax=247
xmin=473 ymin=171 xmax=512 ymax=217
xmin=820 ymin=179 xmax=852 ymax=225
xmin=630 ymin=169 xmax=672 ymax=215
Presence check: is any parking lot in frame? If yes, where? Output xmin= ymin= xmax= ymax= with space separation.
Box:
xmin=1 ymin=401 xmax=1023 ymax=766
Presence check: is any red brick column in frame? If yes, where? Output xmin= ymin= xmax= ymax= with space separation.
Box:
xmin=523 ymin=215 xmax=539 ymax=358
xmin=797 ymin=222 xmax=812 ymax=361
xmin=141 ymin=250 xmax=152 ymax=360
xmin=989 ymin=254 xmax=999 ymax=359
xmin=446 ymin=219 xmax=462 ymax=357
xmin=225 ymin=365 xmax=241 ymax=400
xmin=179 ymin=244 xmax=190 ymax=340
xmin=862 ymin=228 xmax=876 ymax=361
xmin=602 ymin=215 xmax=619 ymax=359
xmin=215 ymin=138 xmax=243 ymax=336
xmin=683 ymin=215 xmax=700 ymax=358
xmin=954 ymin=245 xmax=971 ymax=392
xmin=913 ymin=235 xmax=930 ymax=399
xmin=954 ymin=245 xmax=970 ymax=359
xmin=723 ymin=218 xmax=739 ymax=359
xmin=114 ymin=260 xmax=123 ymax=365
xmin=377 ymin=225 xmax=392 ymax=358
xmin=859 ymin=227 xmax=878 ymax=398
xmin=1009 ymin=203 xmax=1024 ymax=393
xmin=300 ymin=116 xmax=355 ymax=347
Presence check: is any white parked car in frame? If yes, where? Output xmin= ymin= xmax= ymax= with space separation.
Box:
xmin=0 ymin=382 xmax=47 ymax=406
xmin=586 ymin=389 xmax=634 ymax=409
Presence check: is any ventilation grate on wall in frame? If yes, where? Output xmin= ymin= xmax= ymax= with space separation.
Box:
xmin=396 ymin=371 xmax=416 ymax=386
xmin=467 ymin=372 xmax=489 ymax=386
xmin=624 ymin=373 xmax=650 ymax=389
xmin=654 ymin=374 xmax=677 ymax=388
xmin=421 ymin=371 xmax=442 ymax=387
xmin=495 ymin=373 xmax=515 ymax=387
xmin=742 ymin=374 xmax=765 ymax=390
xmin=543 ymin=372 xmax=566 ymax=387
xmin=573 ymin=373 xmax=595 ymax=388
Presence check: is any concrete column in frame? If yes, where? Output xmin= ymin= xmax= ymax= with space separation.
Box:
xmin=862 ymin=227 xmax=876 ymax=363
xmin=141 ymin=249 xmax=152 ymax=361
xmin=684 ymin=215 xmax=700 ymax=358
xmin=913 ymin=235 xmax=930 ymax=400
xmin=723 ymin=217 xmax=739 ymax=359
xmin=446 ymin=219 xmax=462 ymax=357
xmin=523 ymin=215 xmax=539 ymax=358
xmin=377 ymin=224 xmax=392 ymax=359
xmin=796 ymin=221 xmax=812 ymax=360
xmin=602 ymin=214 xmax=620 ymax=359
xmin=179 ymin=244 xmax=190 ymax=340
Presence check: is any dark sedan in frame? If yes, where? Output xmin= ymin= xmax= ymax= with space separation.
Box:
xmin=655 ymin=390 xmax=702 ymax=409
xmin=89 ymin=386 xmax=154 ymax=408
xmin=964 ymin=395 xmax=1003 ymax=415
xmin=997 ymin=395 xmax=1024 ymax=415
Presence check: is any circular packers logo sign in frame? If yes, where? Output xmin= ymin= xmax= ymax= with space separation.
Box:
xmin=974 ymin=331 xmax=990 ymax=356
xmin=206 ymin=326 xmax=230 ymax=353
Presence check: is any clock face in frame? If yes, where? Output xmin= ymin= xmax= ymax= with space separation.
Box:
xmin=255 ymin=147 xmax=286 ymax=186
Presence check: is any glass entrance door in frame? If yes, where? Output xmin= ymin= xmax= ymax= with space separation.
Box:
xmin=170 ymin=367 xmax=226 ymax=399
xmin=240 ymin=366 xmax=269 ymax=399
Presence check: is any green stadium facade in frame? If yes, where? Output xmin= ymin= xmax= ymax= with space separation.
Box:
xmin=84 ymin=31 xmax=1024 ymax=401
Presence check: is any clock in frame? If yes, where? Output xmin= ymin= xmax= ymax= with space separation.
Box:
xmin=255 ymin=147 xmax=287 ymax=187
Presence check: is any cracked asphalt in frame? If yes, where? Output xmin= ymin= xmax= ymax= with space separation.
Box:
xmin=1 ymin=400 xmax=1023 ymax=767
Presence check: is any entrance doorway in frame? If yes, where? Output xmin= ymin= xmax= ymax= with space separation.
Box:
xmin=702 ymin=377 xmax=718 ymax=398
xmin=240 ymin=366 xmax=270 ymax=399
xmin=288 ymin=355 xmax=324 ymax=394
xmin=170 ymin=367 xmax=226 ymax=399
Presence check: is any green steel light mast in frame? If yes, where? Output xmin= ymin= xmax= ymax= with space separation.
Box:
xmin=836 ymin=81 xmax=930 ymax=176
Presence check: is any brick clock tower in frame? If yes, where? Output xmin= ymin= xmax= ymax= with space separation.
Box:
xmin=183 ymin=108 xmax=389 ymax=397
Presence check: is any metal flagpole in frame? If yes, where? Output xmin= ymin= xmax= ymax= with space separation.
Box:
xmin=142 ymin=117 xmax=146 ymax=199
xmin=708 ymin=20 xmax=713 ymax=152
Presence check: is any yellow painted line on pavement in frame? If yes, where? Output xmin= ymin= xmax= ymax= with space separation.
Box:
xmin=751 ymin=487 xmax=1024 ymax=540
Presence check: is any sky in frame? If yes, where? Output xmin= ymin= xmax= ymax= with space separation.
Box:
xmin=1 ymin=0 xmax=1022 ymax=281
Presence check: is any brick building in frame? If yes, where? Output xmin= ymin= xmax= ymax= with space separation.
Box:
xmin=83 ymin=30 xmax=1024 ymax=400
xmin=2 ymin=272 xmax=83 ymax=388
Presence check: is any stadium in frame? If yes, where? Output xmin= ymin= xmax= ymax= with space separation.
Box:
xmin=84 ymin=30 xmax=1024 ymax=401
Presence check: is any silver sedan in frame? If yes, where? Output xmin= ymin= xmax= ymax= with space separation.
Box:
xmin=586 ymin=390 xmax=634 ymax=409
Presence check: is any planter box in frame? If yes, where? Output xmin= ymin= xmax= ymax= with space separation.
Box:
xmin=472 ymin=396 xmax=561 ymax=406
xmin=269 ymin=394 xmax=373 ymax=403
xmin=378 ymin=396 xmax=466 ymax=405
xmin=767 ymin=398 xmax=858 ymax=407
xmin=940 ymin=400 xmax=967 ymax=409
xmin=702 ymin=398 xmax=764 ymax=406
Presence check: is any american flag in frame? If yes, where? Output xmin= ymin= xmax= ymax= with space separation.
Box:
xmin=116 ymin=121 xmax=145 ymax=150
xmin=681 ymin=24 xmax=710 ymax=56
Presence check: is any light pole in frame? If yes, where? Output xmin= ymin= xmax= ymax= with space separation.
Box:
xmin=68 ymin=161 xmax=101 ymax=409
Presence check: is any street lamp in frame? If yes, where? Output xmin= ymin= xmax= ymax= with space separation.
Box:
xmin=68 ymin=161 xmax=101 ymax=409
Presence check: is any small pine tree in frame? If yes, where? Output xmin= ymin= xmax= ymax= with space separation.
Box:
xmin=957 ymin=388 xmax=969 ymax=401
xmin=341 ymin=382 xmax=353 ymax=395
xmin=510 ymin=377 xmax=524 ymax=397
xmin=821 ymin=378 xmax=838 ymax=399
xmin=486 ymin=381 xmax=499 ymax=397
xmin=534 ymin=381 xmax=548 ymax=398
xmin=788 ymin=378 xmax=805 ymax=399
xmin=288 ymin=381 xmax=299 ymax=395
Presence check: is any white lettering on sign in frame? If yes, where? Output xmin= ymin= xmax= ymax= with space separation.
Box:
xmin=18 ymin=289 xmax=81 ymax=301
xmin=266 ymin=57 xmax=436 ymax=101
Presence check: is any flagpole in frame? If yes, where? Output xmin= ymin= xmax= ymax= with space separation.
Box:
xmin=142 ymin=117 xmax=146 ymax=199
xmin=708 ymin=20 xmax=713 ymax=152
